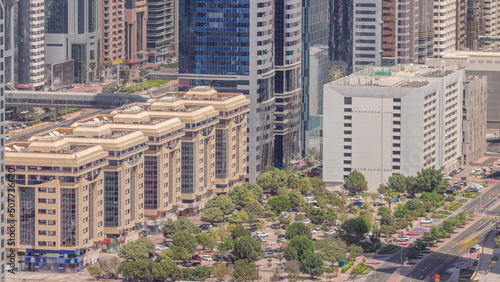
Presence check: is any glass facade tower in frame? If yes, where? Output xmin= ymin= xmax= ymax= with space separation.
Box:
xmin=178 ymin=0 xmax=276 ymax=182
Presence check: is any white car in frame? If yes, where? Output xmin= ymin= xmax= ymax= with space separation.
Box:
xmin=202 ymin=255 xmax=213 ymax=261
xmin=302 ymin=220 xmax=310 ymax=224
xmin=324 ymin=230 xmax=336 ymax=236
xmin=257 ymin=232 xmax=269 ymax=237
xmin=347 ymin=196 xmax=355 ymax=201
xmin=310 ymin=229 xmax=317 ymax=234
xmin=377 ymin=194 xmax=385 ymax=199
xmin=396 ymin=236 xmax=410 ymax=242
xmin=421 ymin=218 xmax=433 ymax=224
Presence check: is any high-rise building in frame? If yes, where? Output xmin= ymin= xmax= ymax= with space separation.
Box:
xmin=352 ymin=0 xmax=420 ymax=71
xmin=124 ymin=0 xmax=148 ymax=64
xmin=17 ymin=0 xmax=45 ymax=90
xmin=0 ymin=0 xmax=6 ymax=279
xmin=302 ymin=0 xmax=330 ymax=154
xmin=178 ymin=0 xmax=276 ymax=182
xmin=481 ymin=0 xmax=500 ymax=50
xmin=3 ymin=0 xmax=15 ymax=89
xmin=466 ymin=0 xmax=483 ymax=51
xmin=274 ymin=0 xmax=302 ymax=168
xmin=44 ymin=0 xmax=100 ymax=83
xmin=323 ymin=65 xmax=465 ymax=191
xmin=331 ymin=0 xmax=353 ymax=71
xmin=418 ymin=0 xmax=434 ymax=63
xmin=7 ymin=139 xmax=107 ymax=272
xmin=146 ymin=0 xmax=176 ymax=61
xmin=101 ymin=0 xmax=125 ymax=64
xmin=433 ymin=0 xmax=458 ymax=58
xmin=456 ymin=0 xmax=467 ymax=50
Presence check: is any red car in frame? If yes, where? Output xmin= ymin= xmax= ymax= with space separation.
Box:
xmin=191 ymin=255 xmax=202 ymax=260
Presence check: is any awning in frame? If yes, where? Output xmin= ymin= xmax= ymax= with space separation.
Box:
xmin=102 ymin=238 xmax=111 ymax=244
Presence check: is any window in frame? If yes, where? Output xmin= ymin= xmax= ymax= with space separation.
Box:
xmin=344 ymin=130 xmax=352 ymax=134
xmin=344 ymin=97 xmax=352 ymax=105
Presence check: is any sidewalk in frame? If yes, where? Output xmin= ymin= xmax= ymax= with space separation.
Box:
xmin=472 ymin=230 xmax=497 ymax=281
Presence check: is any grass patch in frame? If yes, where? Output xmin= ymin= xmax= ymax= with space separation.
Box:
xmin=438 ymin=211 xmax=453 ymax=215
xmin=378 ymin=245 xmax=401 ymax=254
xmin=458 ymin=199 xmax=468 ymax=203
xmin=463 ymin=192 xmax=481 ymax=199
xmin=445 ymin=203 xmax=462 ymax=211
xmin=350 ymin=264 xmax=374 ymax=275
xmin=118 ymin=79 xmax=171 ymax=94
xmin=340 ymin=261 xmax=355 ymax=273
xmin=431 ymin=214 xmax=448 ymax=219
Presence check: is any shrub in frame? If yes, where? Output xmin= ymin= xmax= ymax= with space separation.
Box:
xmin=438 ymin=211 xmax=452 ymax=215
xmin=435 ymin=201 xmax=445 ymax=208
xmin=459 ymin=199 xmax=467 ymax=203
xmin=445 ymin=196 xmax=455 ymax=202
xmin=379 ymin=245 xmax=401 ymax=254
xmin=430 ymin=214 xmax=447 ymax=219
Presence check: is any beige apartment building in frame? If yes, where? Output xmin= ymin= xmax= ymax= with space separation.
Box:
xmin=73 ymin=111 xmax=185 ymax=232
xmin=150 ymin=87 xmax=250 ymax=195
xmin=101 ymin=0 xmax=126 ymax=63
xmin=30 ymin=126 xmax=148 ymax=252
xmin=6 ymin=139 xmax=108 ymax=272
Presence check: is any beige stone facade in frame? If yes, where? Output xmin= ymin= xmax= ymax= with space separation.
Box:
xmin=6 ymin=140 xmax=108 ymax=271
xmin=462 ymin=76 xmax=488 ymax=164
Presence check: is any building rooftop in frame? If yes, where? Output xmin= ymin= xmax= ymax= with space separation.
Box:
xmin=330 ymin=65 xmax=461 ymax=88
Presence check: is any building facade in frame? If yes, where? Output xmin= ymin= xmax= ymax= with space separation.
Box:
xmin=433 ymin=0 xmax=457 ymax=58
xmin=124 ymin=0 xmax=148 ymax=64
xmin=323 ymin=65 xmax=464 ymax=191
xmin=17 ymin=0 xmax=45 ymax=90
xmin=462 ymin=76 xmax=487 ymax=165
xmin=146 ymin=0 xmax=175 ymax=61
xmin=301 ymin=0 xmax=330 ymax=155
xmin=6 ymin=140 xmax=107 ymax=272
xmin=274 ymin=0 xmax=302 ymax=168
xmin=178 ymin=0 xmax=275 ymax=182
xmin=101 ymin=0 xmax=125 ymax=64
xmin=45 ymin=0 xmax=100 ymax=83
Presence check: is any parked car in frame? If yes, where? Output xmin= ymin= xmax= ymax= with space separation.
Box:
xmin=324 ymin=230 xmax=336 ymax=236
xmin=191 ymin=255 xmax=202 ymax=260
xmin=469 ymin=247 xmax=478 ymax=253
xmin=466 ymin=188 xmax=479 ymax=193
xmin=278 ymin=234 xmax=286 ymax=240
xmin=421 ymin=218 xmax=433 ymax=224
xmin=302 ymin=220 xmax=310 ymax=224
xmin=198 ymin=224 xmax=213 ymax=230
xmin=271 ymin=223 xmax=281 ymax=229
xmin=373 ymin=202 xmax=385 ymax=207
xmin=257 ymin=237 xmax=267 ymax=242
xmin=247 ymin=226 xmax=258 ymax=231
xmin=310 ymin=229 xmax=317 ymax=234
xmin=395 ymin=236 xmax=410 ymax=242
xmin=257 ymin=232 xmax=269 ymax=237
xmin=377 ymin=194 xmax=385 ymax=199
xmin=202 ymin=255 xmax=213 ymax=261
xmin=314 ymin=225 xmax=322 ymax=230
xmin=265 ymin=252 xmax=275 ymax=258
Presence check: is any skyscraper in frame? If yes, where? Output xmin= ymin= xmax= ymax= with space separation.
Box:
xmin=146 ymin=0 xmax=176 ymax=61
xmin=18 ymin=0 xmax=45 ymax=90
xmin=331 ymin=0 xmax=353 ymax=71
xmin=178 ymin=0 xmax=276 ymax=182
xmin=274 ymin=0 xmax=302 ymax=168
xmin=101 ymin=0 xmax=125 ymax=63
xmin=302 ymin=0 xmax=330 ymax=154
xmin=433 ymin=0 xmax=458 ymax=58
xmin=44 ymin=0 xmax=100 ymax=83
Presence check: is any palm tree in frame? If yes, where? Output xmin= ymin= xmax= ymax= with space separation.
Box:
xmin=88 ymin=61 xmax=97 ymax=82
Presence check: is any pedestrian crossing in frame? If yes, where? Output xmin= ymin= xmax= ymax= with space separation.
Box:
xmin=481 ymin=214 xmax=500 ymax=219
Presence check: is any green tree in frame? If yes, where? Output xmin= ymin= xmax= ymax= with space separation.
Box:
xmin=118 ymin=237 xmax=155 ymax=261
xmin=286 ymin=236 xmax=314 ymax=259
xmin=344 ymin=170 xmax=368 ymax=194
xmin=162 ymin=216 xmax=199 ymax=238
xmin=347 ymin=246 xmax=364 ymax=260
xmin=87 ymin=265 xmax=102 ymax=280
xmin=229 ymin=183 xmax=263 ymax=206
xmin=378 ymin=184 xmax=388 ymax=195
xmin=309 ymin=177 xmax=327 ymax=196
xmin=284 ymin=244 xmax=299 ymax=261
xmin=189 ymin=265 xmax=211 ymax=281
xmin=406 ymin=247 xmax=419 ymax=261
xmin=151 ymin=258 xmax=178 ymax=281
xmin=88 ymin=61 xmax=97 ymax=82
xmin=119 ymin=259 xmax=154 ymax=281
xmin=257 ymin=167 xmax=292 ymax=195
xmin=267 ymin=195 xmax=292 ymax=214
xmin=285 ymin=222 xmax=312 ymax=239
xmin=340 ymin=218 xmax=370 ymax=244
xmin=414 ymin=168 xmax=449 ymax=194
xmin=229 ymin=210 xmax=250 ymax=224
xmin=285 ymin=260 xmax=302 ymax=282
xmin=161 ymin=245 xmax=191 ymax=260
xmin=300 ymin=251 xmax=325 ymax=278
xmin=231 ymin=225 xmax=251 ymax=239
xmin=233 ymin=259 xmax=261 ymax=281
xmin=405 ymin=199 xmax=423 ymax=210
xmin=196 ymin=230 xmax=218 ymax=251
xmin=380 ymin=213 xmax=396 ymax=226
xmin=201 ymin=207 xmax=225 ymax=223
xmin=394 ymin=204 xmax=411 ymax=219
xmin=243 ymin=200 xmax=265 ymax=221
xmin=97 ymin=257 xmax=120 ymax=279
xmin=211 ymin=263 xmax=233 ymax=281
xmin=288 ymin=190 xmax=304 ymax=208
xmin=233 ymin=236 xmax=263 ymax=262
xmin=205 ymin=195 xmax=235 ymax=215
xmin=298 ymin=177 xmax=313 ymax=195
xmin=173 ymin=230 xmax=198 ymax=253
xmin=315 ymin=237 xmax=348 ymax=266
xmin=387 ymin=173 xmax=411 ymax=193
xmin=442 ymin=220 xmax=457 ymax=234
xmin=384 ymin=191 xmax=400 ymax=210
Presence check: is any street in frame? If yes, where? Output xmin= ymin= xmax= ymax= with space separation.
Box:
xmin=399 ymin=182 xmax=500 ymax=281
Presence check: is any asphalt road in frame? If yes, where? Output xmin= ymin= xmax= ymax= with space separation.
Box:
xmin=399 ymin=183 xmax=500 ymax=281
xmin=366 ymin=248 xmax=408 ymax=282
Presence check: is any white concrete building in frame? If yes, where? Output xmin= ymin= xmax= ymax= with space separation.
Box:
xmin=323 ymin=65 xmax=464 ymax=191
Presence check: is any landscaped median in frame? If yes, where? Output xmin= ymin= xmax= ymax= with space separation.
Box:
xmin=350 ymin=263 xmax=374 ymax=275
xmin=378 ymin=244 xmax=401 ymax=255
xmin=340 ymin=261 xmax=355 ymax=273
